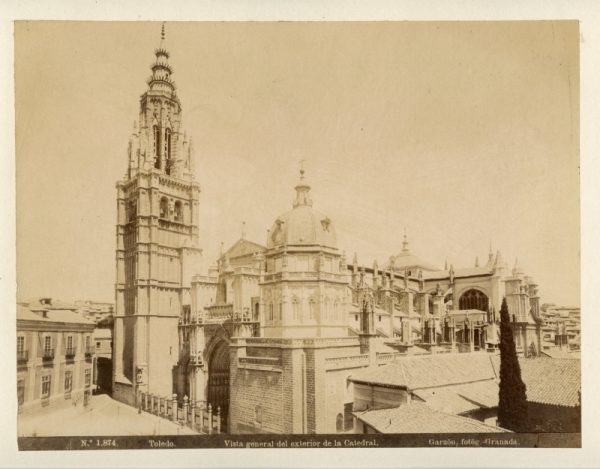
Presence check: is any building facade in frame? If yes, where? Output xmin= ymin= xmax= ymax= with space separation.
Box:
xmin=17 ymin=299 xmax=95 ymax=414
xmin=112 ymin=27 xmax=202 ymax=405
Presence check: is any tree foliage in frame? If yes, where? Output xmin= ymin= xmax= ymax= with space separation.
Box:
xmin=497 ymin=297 xmax=528 ymax=431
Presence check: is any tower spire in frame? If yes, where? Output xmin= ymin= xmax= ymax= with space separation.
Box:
xmin=401 ymin=227 xmax=409 ymax=253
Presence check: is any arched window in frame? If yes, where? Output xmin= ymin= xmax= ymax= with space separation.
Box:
xmin=279 ymin=301 xmax=283 ymax=320
xmin=153 ymin=125 xmax=161 ymax=169
xmin=292 ymin=298 xmax=300 ymax=321
xmin=334 ymin=299 xmax=339 ymax=320
xmin=160 ymin=197 xmax=169 ymax=219
xmin=174 ymin=201 xmax=183 ymax=223
xmin=458 ymin=289 xmax=489 ymax=311
xmin=164 ymin=128 xmax=172 ymax=175
xmin=220 ymin=281 xmax=227 ymax=303
xmin=127 ymin=200 xmax=137 ymax=223
xmin=336 ymin=413 xmax=344 ymax=433
xmin=269 ymin=303 xmax=274 ymax=321
xmin=324 ymin=298 xmax=330 ymax=320
xmin=309 ymin=298 xmax=315 ymax=320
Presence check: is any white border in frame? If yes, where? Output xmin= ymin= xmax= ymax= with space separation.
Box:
xmin=2 ymin=1 xmax=599 ymax=468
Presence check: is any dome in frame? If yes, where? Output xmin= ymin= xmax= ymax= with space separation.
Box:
xmin=266 ymin=170 xmax=337 ymax=249
xmin=389 ymin=231 xmax=438 ymax=272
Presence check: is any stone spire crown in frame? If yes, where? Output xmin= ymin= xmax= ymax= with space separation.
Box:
xmin=293 ymin=163 xmax=313 ymax=208
xmin=401 ymin=228 xmax=409 ymax=253
xmin=148 ymin=22 xmax=177 ymax=96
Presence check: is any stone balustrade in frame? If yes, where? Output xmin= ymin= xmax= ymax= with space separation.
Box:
xmin=137 ymin=391 xmax=222 ymax=434
xmin=324 ymin=353 xmax=370 ymax=370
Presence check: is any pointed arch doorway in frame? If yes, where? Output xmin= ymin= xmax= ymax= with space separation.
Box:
xmin=207 ymin=340 xmax=230 ymax=432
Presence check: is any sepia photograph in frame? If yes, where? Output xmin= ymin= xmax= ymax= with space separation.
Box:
xmin=7 ymin=11 xmax=591 ymax=461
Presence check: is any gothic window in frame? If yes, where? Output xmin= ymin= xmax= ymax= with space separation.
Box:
xmin=309 ymin=298 xmax=315 ymax=320
xmin=127 ymin=200 xmax=137 ymax=223
xmin=269 ymin=303 xmax=274 ymax=321
xmin=160 ymin=197 xmax=169 ymax=219
xmin=164 ymin=128 xmax=172 ymax=175
xmin=324 ymin=298 xmax=330 ymax=320
xmin=174 ymin=201 xmax=183 ymax=223
xmin=458 ymin=289 xmax=489 ymax=311
xmin=279 ymin=301 xmax=283 ymax=320
xmin=292 ymin=298 xmax=300 ymax=321
xmin=334 ymin=299 xmax=340 ymax=320
xmin=153 ymin=125 xmax=161 ymax=169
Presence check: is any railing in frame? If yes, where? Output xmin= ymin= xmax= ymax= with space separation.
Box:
xmin=41 ymin=348 xmax=55 ymax=361
xmin=65 ymin=347 xmax=77 ymax=358
xmin=206 ymin=304 xmax=234 ymax=320
xmin=137 ymin=392 xmax=222 ymax=434
xmin=85 ymin=346 xmax=94 ymax=356
xmin=376 ymin=352 xmax=401 ymax=363
xmin=324 ymin=354 xmax=370 ymax=370
xmin=17 ymin=350 xmax=29 ymax=363
xmin=239 ymin=356 xmax=282 ymax=367
xmin=263 ymin=271 xmax=347 ymax=282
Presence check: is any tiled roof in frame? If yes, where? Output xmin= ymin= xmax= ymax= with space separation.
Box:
xmin=349 ymin=352 xmax=496 ymax=389
xmin=355 ymin=402 xmax=506 ymax=433
xmin=21 ymin=298 xmax=78 ymax=311
xmin=93 ymin=328 xmax=113 ymax=339
xmin=491 ymin=356 xmax=580 ymax=407
xmin=17 ymin=305 xmax=95 ymax=326
xmin=413 ymin=379 xmax=499 ymax=414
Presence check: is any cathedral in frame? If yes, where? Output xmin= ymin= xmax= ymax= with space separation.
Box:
xmin=112 ymin=27 xmax=544 ymax=433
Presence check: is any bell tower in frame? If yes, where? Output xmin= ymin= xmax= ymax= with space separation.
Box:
xmin=113 ymin=24 xmax=201 ymax=404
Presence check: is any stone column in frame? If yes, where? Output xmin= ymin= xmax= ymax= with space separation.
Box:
xmin=171 ymin=394 xmax=178 ymax=421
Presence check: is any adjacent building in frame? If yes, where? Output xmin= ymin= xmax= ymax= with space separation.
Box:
xmin=350 ymin=353 xmax=580 ymax=433
xmin=17 ymin=298 xmax=95 ymax=414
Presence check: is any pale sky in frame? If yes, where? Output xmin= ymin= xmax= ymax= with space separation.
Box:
xmin=15 ymin=21 xmax=580 ymax=306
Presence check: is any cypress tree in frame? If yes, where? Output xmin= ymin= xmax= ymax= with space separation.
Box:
xmin=497 ymin=297 xmax=528 ymax=431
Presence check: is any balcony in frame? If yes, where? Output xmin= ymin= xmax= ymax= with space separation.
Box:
xmin=41 ymin=348 xmax=55 ymax=365
xmin=65 ymin=347 xmax=76 ymax=362
xmin=17 ymin=350 xmax=28 ymax=367
xmin=84 ymin=346 xmax=94 ymax=361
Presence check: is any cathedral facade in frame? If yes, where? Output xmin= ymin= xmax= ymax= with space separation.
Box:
xmin=113 ymin=28 xmax=543 ymax=432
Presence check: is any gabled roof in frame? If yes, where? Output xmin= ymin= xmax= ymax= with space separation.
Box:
xmin=17 ymin=305 xmax=95 ymax=326
xmin=491 ymin=356 xmax=581 ymax=407
xmin=354 ymin=402 xmax=506 ymax=433
xmin=413 ymin=379 xmax=499 ymax=414
xmin=349 ymin=352 xmax=496 ymax=390
xmin=222 ymin=238 xmax=266 ymax=261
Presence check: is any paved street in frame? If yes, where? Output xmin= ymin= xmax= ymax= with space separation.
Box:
xmin=18 ymin=394 xmax=197 ymax=437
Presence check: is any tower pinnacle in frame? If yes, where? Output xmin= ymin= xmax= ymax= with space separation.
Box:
xmin=401 ymin=227 xmax=409 ymax=253
xmin=293 ymin=161 xmax=312 ymax=208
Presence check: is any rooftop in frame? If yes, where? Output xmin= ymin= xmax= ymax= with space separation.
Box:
xmin=349 ymin=352 xmax=497 ymax=390
xmin=17 ymin=304 xmax=95 ymax=327
xmin=491 ymin=356 xmax=581 ymax=407
xmin=355 ymin=402 xmax=506 ymax=433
